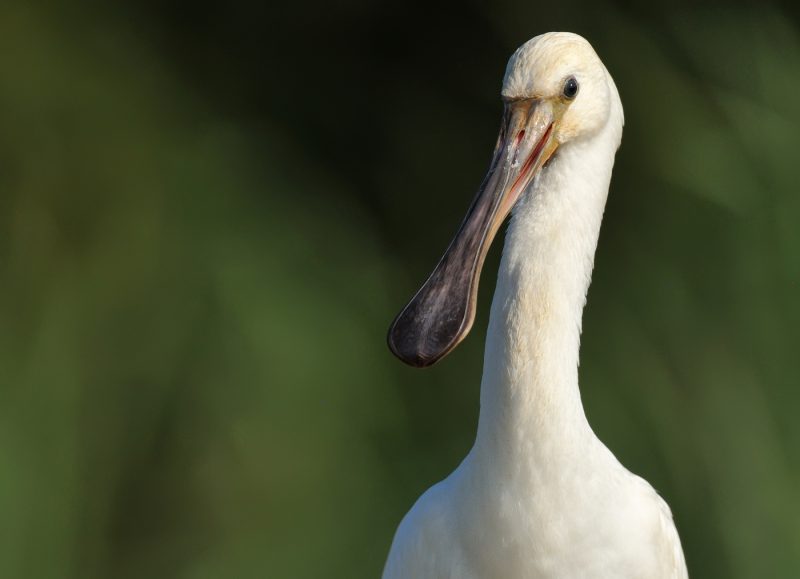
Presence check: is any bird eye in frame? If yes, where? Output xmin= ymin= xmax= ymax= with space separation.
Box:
xmin=562 ymin=76 xmax=579 ymax=100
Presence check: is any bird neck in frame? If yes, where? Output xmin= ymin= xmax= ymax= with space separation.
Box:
xmin=473 ymin=124 xmax=619 ymax=473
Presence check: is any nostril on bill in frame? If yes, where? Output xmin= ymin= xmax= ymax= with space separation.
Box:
xmin=511 ymin=130 xmax=526 ymax=166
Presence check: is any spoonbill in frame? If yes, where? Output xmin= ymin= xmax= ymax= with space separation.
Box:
xmin=383 ymin=32 xmax=688 ymax=578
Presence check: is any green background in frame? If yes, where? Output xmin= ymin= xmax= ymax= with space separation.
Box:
xmin=1 ymin=1 xmax=798 ymax=577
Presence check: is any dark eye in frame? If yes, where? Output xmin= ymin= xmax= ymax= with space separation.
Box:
xmin=563 ymin=76 xmax=579 ymax=100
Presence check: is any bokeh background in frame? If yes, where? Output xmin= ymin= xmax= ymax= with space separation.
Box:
xmin=1 ymin=0 xmax=799 ymax=577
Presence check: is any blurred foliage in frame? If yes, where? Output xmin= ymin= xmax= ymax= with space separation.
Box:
xmin=0 ymin=1 xmax=798 ymax=577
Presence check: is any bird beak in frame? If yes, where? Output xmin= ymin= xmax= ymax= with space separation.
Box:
xmin=388 ymin=98 xmax=560 ymax=367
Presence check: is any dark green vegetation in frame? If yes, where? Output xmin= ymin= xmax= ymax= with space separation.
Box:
xmin=0 ymin=1 xmax=798 ymax=577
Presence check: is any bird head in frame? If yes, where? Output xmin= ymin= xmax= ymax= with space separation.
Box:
xmin=388 ymin=32 xmax=622 ymax=368
xmin=502 ymin=32 xmax=623 ymax=145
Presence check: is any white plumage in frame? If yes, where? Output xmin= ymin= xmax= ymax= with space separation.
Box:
xmin=383 ymin=33 xmax=688 ymax=578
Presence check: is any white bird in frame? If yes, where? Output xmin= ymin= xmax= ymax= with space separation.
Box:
xmin=383 ymin=32 xmax=688 ymax=578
